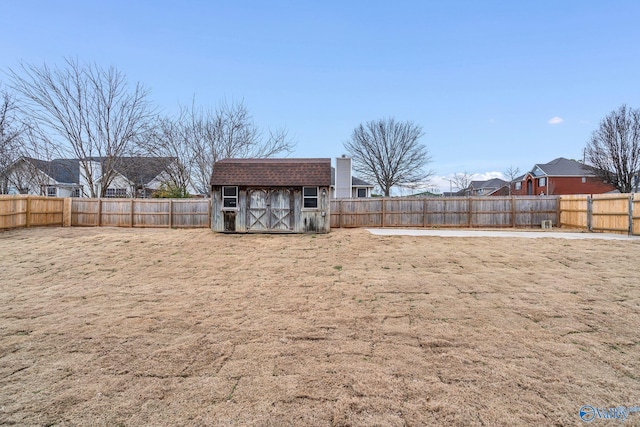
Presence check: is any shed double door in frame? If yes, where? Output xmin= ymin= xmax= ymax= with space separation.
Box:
xmin=247 ymin=189 xmax=293 ymax=232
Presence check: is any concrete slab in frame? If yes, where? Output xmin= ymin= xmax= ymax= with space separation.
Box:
xmin=365 ymin=228 xmax=640 ymax=240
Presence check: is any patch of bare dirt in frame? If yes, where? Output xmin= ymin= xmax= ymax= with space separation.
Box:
xmin=1 ymin=227 xmax=639 ymax=426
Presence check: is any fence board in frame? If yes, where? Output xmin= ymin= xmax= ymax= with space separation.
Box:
xmin=170 ymin=199 xmax=211 ymax=228
xmin=633 ymin=193 xmax=640 ymax=236
xmin=591 ymin=194 xmax=631 ymax=234
xmin=559 ymin=195 xmax=588 ymax=229
xmin=0 ymin=196 xmax=28 ymax=229
xmin=71 ymin=198 xmax=100 ymax=226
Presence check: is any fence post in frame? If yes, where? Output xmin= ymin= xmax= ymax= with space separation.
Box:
xmin=586 ymin=195 xmax=592 ymax=232
xmin=555 ymin=196 xmax=561 ymax=228
xmin=25 ymin=196 xmax=31 ymax=228
xmin=511 ymin=196 xmax=516 ymax=228
xmin=629 ymin=194 xmax=633 ymax=236
xmin=381 ymin=198 xmax=386 ymax=227
xmin=339 ymin=199 xmax=343 ymax=228
xmin=64 ymin=198 xmax=72 ymax=227
xmin=169 ymin=199 xmax=173 ymax=228
xmin=423 ymin=198 xmax=427 ymax=228
xmin=208 ymin=198 xmax=212 ymax=229
xmin=97 ymin=198 xmax=102 ymax=227
xmin=468 ymin=197 xmax=473 ymax=228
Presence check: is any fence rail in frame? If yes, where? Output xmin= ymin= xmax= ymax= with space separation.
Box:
xmin=2 ymin=194 xmax=639 ymax=234
xmin=330 ymin=196 xmax=559 ymax=229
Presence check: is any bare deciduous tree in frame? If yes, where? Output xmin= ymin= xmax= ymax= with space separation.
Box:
xmin=504 ymin=165 xmax=521 ymax=196
xmin=140 ymin=100 xmax=294 ymax=196
xmin=9 ymin=58 xmax=153 ymax=197
xmin=0 ymin=86 xmax=24 ymax=193
xmin=196 ymin=100 xmax=294 ymax=195
xmin=344 ymin=118 xmax=432 ymax=197
xmin=452 ymin=171 xmax=474 ymax=194
xmin=138 ymin=113 xmax=196 ymax=197
xmin=585 ymin=104 xmax=640 ymax=193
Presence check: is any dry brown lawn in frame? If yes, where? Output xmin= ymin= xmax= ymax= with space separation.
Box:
xmin=1 ymin=227 xmax=639 ymax=426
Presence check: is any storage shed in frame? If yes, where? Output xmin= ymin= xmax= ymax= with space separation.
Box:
xmin=210 ymin=158 xmax=331 ymax=233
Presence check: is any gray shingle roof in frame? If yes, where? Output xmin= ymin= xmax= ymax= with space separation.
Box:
xmin=25 ymin=157 xmax=79 ymax=184
xmin=23 ymin=156 xmax=174 ymax=185
xmin=534 ymin=157 xmax=594 ymax=176
xmin=469 ymin=178 xmax=507 ymax=189
xmin=113 ymin=157 xmax=175 ymax=185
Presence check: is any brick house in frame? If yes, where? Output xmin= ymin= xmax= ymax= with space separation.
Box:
xmin=511 ymin=157 xmax=616 ymax=196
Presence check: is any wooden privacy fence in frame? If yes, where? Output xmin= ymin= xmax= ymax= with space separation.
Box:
xmin=4 ymin=194 xmax=639 ymax=234
xmin=560 ymin=193 xmax=640 ymax=235
xmin=0 ymin=196 xmax=210 ymax=229
xmin=72 ymin=198 xmax=211 ymax=228
xmin=0 ymin=196 xmax=66 ymax=229
xmin=330 ymin=196 xmax=560 ymax=229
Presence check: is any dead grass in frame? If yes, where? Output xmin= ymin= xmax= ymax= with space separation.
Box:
xmin=1 ymin=227 xmax=639 ymax=426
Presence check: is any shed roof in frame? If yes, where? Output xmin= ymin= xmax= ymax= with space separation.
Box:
xmin=210 ymin=158 xmax=332 ymax=187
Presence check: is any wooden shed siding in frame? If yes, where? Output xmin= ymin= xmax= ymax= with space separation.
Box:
xmin=211 ymin=186 xmax=330 ymax=233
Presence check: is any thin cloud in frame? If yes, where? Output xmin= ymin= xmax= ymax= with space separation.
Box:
xmin=548 ymin=116 xmax=564 ymax=125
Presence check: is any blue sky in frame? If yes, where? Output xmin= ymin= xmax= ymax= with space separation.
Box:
xmin=2 ymin=1 xmax=640 ymax=192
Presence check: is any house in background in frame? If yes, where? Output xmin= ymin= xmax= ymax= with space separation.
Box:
xmin=1 ymin=156 xmax=178 ymax=198
xmin=441 ymin=178 xmax=508 ymax=197
xmin=210 ymin=158 xmax=331 ymax=233
xmin=466 ymin=178 xmax=509 ymax=196
xmin=2 ymin=157 xmax=82 ymax=197
xmin=512 ymin=157 xmax=616 ymax=196
xmin=331 ymin=156 xmax=374 ymax=198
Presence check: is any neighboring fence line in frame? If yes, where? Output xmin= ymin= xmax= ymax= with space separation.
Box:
xmin=330 ymin=196 xmax=560 ymax=229
xmin=0 ymin=196 xmax=210 ymax=229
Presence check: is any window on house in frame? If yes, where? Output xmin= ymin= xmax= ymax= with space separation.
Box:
xmin=72 ymin=188 xmax=81 ymax=198
xmin=356 ymin=188 xmax=367 ymax=198
xmin=105 ymin=188 xmax=127 ymax=198
xmin=538 ymin=177 xmax=546 ymax=187
xmin=582 ymin=177 xmax=587 ymax=183
xmin=515 ymin=182 xmax=522 ymax=190
xmin=303 ymin=187 xmax=318 ymax=208
xmin=46 ymin=186 xmax=56 ymax=197
xmin=222 ymin=186 xmax=238 ymax=208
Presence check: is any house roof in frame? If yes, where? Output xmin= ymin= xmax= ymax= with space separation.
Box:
xmin=111 ymin=157 xmax=175 ymax=185
xmin=210 ymin=158 xmax=332 ymax=187
xmin=330 ymin=167 xmax=374 ymax=187
xmin=22 ymin=156 xmax=174 ymax=186
xmin=24 ymin=157 xmax=79 ymax=184
xmin=469 ymin=178 xmax=508 ymax=189
xmin=532 ymin=157 xmax=595 ymax=177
